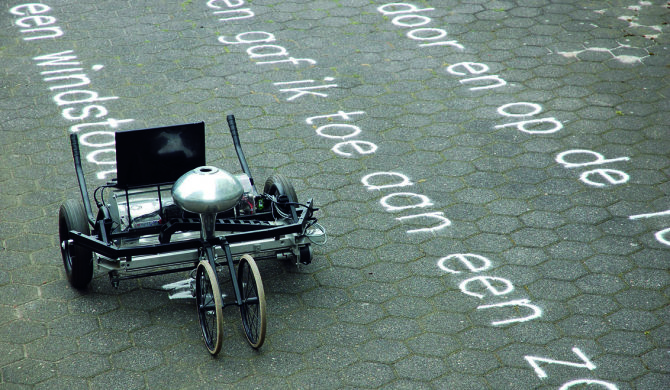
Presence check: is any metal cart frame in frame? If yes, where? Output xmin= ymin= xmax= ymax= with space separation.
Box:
xmin=58 ymin=115 xmax=320 ymax=354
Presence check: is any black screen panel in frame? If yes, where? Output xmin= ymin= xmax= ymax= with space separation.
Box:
xmin=115 ymin=122 xmax=206 ymax=187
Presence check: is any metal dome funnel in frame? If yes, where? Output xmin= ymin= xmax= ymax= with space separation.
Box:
xmin=172 ymin=166 xmax=243 ymax=240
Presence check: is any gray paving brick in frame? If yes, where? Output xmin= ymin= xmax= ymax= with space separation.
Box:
xmin=339 ymin=361 xmax=395 ymax=388
xmin=568 ymin=293 xmax=620 ymax=316
xmin=607 ymin=309 xmax=662 ymax=332
xmin=1 ymin=359 xmax=56 ymax=386
xmin=449 ymin=349 xmax=501 ymax=374
xmin=486 ymin=367 xmax=543 ymax=390
xmin=89 ymin=370 xmax=146 ymax=390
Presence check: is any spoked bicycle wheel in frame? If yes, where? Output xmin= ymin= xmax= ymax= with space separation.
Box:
xmin=195 ymin=260 xmax=223 ymax=355
xmin=237 ymin=254 xmax=266 ymax=349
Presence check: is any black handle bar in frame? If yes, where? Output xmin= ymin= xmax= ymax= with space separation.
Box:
xmin=70 ymin=133 xmax=96 ymax=226
xmin=227 ymin=115 xmax=256 ymax=192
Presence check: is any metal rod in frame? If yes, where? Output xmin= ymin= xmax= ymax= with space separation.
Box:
xmin=220 ymin=238 xmax=243 ymax=306
xmin=112 ymin=265 xmax=195 ymax=281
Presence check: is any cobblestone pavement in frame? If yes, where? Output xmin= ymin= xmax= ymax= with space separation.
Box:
xmin=1 ymin=0 xmax=669 ymax=389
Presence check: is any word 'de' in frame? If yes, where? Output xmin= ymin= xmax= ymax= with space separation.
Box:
xmin=556 ymin=149 xmax=630 ymax=187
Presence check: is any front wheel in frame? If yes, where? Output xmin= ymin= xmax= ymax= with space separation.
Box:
xmin=58 ymin=199 xmax=93 ymax=289
xmin=195 ymin=260 xmax=223 ymax=355
xmin=237 ymin=254 xmax=266 ymax=349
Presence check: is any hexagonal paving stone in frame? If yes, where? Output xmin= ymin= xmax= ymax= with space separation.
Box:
xmin=575 ymin=273 xmax=626 ymax=294
xmin=597 ymin=330 xmax=654 ymax=356
xmin=339 ymin=361 xmax=395 ymax=388
xmin=557 ymin=314 xmax=612 ymax=338
xmin=541 ymin=250 xmax=592 ymax=275
xmin=394 ymin=355 xmax=447 ymax=381
xmin=506 ymin=321 xmax=561 ymax=345
xmin=613 ymin=288 xmax=668 ymax=311
xmin=33 ymin=375 xmax=88 ymax=390
xmin=0 ymin=341 xmax=23 ymax=367
xmin=384 ymin=296 xmax=434 ymax=319
xmin=448 ymin=349 xmax=501 ymax=375
xmin=68 ymin=294 xmax=120 ymax=316
xmin=26 ymin=336 xmax=78 ymax=362
xmin=0 ymin=319 xmax=47 ymax=344
xmin=356 ymin=338 xmax=409 ymax=363
xmin=2 ymin=359 xmax=56 ymax=385
xmin=511 ymin=228 xmax=560 ymax=247
xmin=458 ymin=326 xmax=512 ymax=351
xmin=56 ymin=352 xmax=110 ymax=378
xmin=89 ymin=369 xmax=145 ymax=390
xmin=79 ymin=329 xmax=132 ymax=355
xmin=131 ymin=324 xmax=183 ymax=350
xmin=567 ymin=294 xmax=620 ymax=316
xmin=269 ymin=328 xmax=321 ymax=354
xmin=606 ymin=309 xmax=663 ymax=332
xmin=0 ymin=284 xmax=39 ymax=306
xmin=372 ymin=316 xmax=423 ymax=341
xmin=486 ymin=366 xmax=542 ymax=390
xmin=18 ymin=299 xmax=68 ymax=322
xmin=110 ymin=347 xmax=163 ymax=372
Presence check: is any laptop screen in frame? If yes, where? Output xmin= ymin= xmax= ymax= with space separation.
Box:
xmin=115 ymin=122 xmax=206 ymax=187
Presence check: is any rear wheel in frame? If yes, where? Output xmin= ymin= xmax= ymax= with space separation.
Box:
xmin=58 ymin=199 xmax=93 ymax=289
xmin=237 ymin=254 xmax=266 ymax=349
xmin=263 ymin=174 xmax=298 ymax=217
xmin=298 ymin=244 xmax=313 ymax=265
xmin=195 ymin=260 xmax=223 ymax=355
